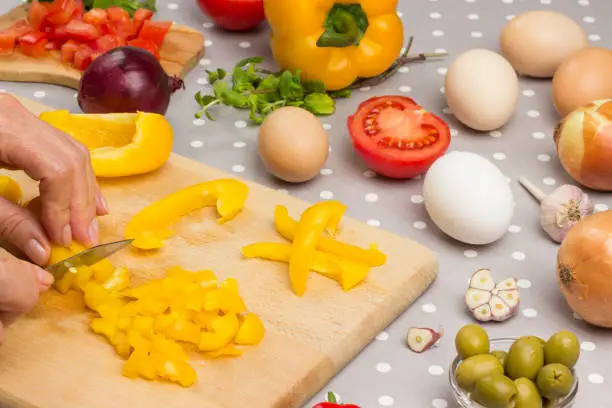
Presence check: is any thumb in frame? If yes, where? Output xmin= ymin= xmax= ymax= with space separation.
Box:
xmin=0 ymin=254 xmax=46 ymax=327
xmin=0 ymin=197 xmax=50 ymax=265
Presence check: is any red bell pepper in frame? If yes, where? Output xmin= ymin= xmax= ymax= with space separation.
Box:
xmin=312 ymin=392 xmax=360 ymax=408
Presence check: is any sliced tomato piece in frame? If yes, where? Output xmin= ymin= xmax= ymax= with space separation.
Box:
xmin=73 ymin=46 xmax=93 ymax=70
xmin=19 ymin=30 xmax=47 ymax=44
xmin=133 ymin=8 xmax=154 ymax=33
xmin=138 ymin=20 xmax=172 ymax=49
xmin=7 ymin=21 xmax=35 ymax=39
xmin=127 ymin=38 xmax=160 ymax=60
xmin=112 ymin=20 xmax=137 ymax=40
xmin=44 ymin=23 xmax=70 ymax=42
xmin=0 ymin=32 xmax=16 ymax=55
xmin=94 ymin=34 xmax=125 ymax=53
xmin=60 ymin=39 xmax=80 ymax=62
xmin=83 ymin=8 xmax=108 ymax=25
xmin=44 ymin=40 xmax=62 ymax=50
xmin=347 ymin=96 xmax=451 ymax=179
xmin=46 ymin=0 xmax=78 ymax=26
xmin=19 ymin=31 xmax=49 ymax=58
xmin=72 ymin=0 xmax=85 ymax=18
xmin=106 ymin=6 xmax=130 ymax=22
xmin=27 ymin=1 xmax=51 ymax=30
xmin=66 ymin=19 xmax=101 ymax=41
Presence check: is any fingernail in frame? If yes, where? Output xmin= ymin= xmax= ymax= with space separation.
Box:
xmin=26 ymin=239 xmax=49 ymax=265
xmin=62 ymin=225 xmax=72 ymax=246
xmin=88 ymin=218 xmax=99 ymax=246
xmin=99 ymin=195 xmax=110 ymax=215
xmin=37 ymin=268 xmax=54 ymax=287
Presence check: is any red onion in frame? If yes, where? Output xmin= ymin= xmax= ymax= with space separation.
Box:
xmin=78 ymin=46 xmax=184 ymax=115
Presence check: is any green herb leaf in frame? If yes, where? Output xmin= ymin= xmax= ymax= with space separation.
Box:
xmin=232 ymin=65 xmax=255 ymax=93
xmin=255 ymin=75 xmax=281 ymax=102
xmin=248 ymin=95 xmax=266 ymax=125
xmin=304 ymin=93 xmax=335 ymax=115
xmin=194 ymin=92 xmax=220 ymax=121
xmin=91 ymin=0 xmax=156 ymax=14
xmin=278 ymin=71 xmax=304 ymax=101
xmin=302 ymin=80 xmax=327 ymax=94
xmin=328 ymin=89 xmax=352 ymax=99
xmin=213 ymin=81 xmax=250 ymax=109
xmin=235 ymin=57 xmax=265 ymax=69
xmin=205 ymin=68 xmax=226 ymax=84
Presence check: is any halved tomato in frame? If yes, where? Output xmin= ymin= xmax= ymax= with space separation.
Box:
xmin=133 ymin=8 xmax=154 ymax=33
xmin=83 ymin=9 xmax=109 ymax=25
xmin=0 ymin=32 xmax=16 ymax=55
xmin=138 ymin=20 xmax=172 ymax=49
xmin=27 ymin=0 xmax=51 ymax=30
xmin=347 ymin=96 xmax=451 ymax=179
xmin=66 ymin=19 xmax=101 ymax=41
xmin=127 ymin=38 xmax=160 ymax=60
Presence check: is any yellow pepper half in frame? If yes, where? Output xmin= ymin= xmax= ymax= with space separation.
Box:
xmin=263 ymin=0 xmax=404 ymax=90
xmin=124 ymin=179 xmax=249 ymax=250
xmin=39 ymin=110 xmax=173 ymax=178
xmin=0 ymin=175 xmax=22 ymax=204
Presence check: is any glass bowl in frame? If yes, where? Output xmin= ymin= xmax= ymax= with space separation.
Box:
xmin=449 ymin=337 xmax=578 ymax=408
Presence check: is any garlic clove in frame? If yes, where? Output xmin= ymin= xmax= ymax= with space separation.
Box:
xmin=497 ymin=289 xmax=520 ymax=308
xmin=406 ymin=327 xmax=442 ymax=353
xmin=469 ymin=269 xmax=496 ymax=291
xmin=490 ymin=295 xmax=515 ymax=321
xmin=495 ymin=277 xmax=518 ymax=291
xmin=466 ymin=288 xmax=492 ymax=309
xmin=471 ymin=303 xmax=493 ymax=322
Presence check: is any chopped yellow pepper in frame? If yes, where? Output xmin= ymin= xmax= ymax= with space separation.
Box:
xmin=124 ymin=179 xmax=249 ymax=250
xmin=198 ymin=313 xmax=240 ymax=352
xmin=202 ymin=345 xmax=243 ymax=359
xmin=235 ymin=313 xmax=265 ymax=346
xmin=102 ymin=267 xmax=130 ymax=292
xmin=0 ymin=175 xmax=22 ymax=204
xmin=274 ymin=205 xmax=387 ymax=267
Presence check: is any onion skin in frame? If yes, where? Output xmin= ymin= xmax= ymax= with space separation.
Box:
xmin=553 ymin=99 xmax=612 ymax=191
xmin=557 ymin=210 xmax=612 ymax=328
xmin=78 ymin=46 xmax=184 ymax=115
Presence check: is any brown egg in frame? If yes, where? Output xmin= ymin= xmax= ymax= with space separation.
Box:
xmin=552 ymin=47 xmax=612 ymax=117
xmin=258 ymin=107 xmax=329 ymax=183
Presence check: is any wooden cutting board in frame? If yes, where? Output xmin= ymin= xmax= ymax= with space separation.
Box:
xmin=0 ymin=5 xmax=205 ymax=89
xmin=0 ymin=96 xmax=438 ymax=408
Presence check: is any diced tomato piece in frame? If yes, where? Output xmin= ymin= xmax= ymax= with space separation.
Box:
xmin=128 ymin=38 xmax=160 ymax=60
xmin=112 ymin=20 xmax=137 ymax=40
xmin=72 ymin=0 xmax=85 ymax=19
xmin=60 ymin=39 xmax=80 ymax=62
xmin=66 ymin=19 xmax=101 ymax=41
xmin=7 ymin=21 xmax=35 ymax=39
xmin=83 ymin=8 xmax=108 ymax=25
xmin=0 ymin=32 xmax=16 ymax=55
xmin=44 ymin=24 xmax=70 ymax=42
xmin=137 ymin=21 xmax=172 ymax=49
xmin=73 ymin=46 xmax=93 ymax=70
xmin=106 ymin=6 xmax=130 ymax=22
xmin=133 ymin=8 xmax=154 ymax=34
xmin=44 ymin=40 xmax=61 ymax=50
xmin=19 ymin=31 xmax=48 ymax=58
xmin=19 ymin=30 xmax=47 ymax=44
xmin=94 ymin=34 xmax=125 ymax=53
xmin=27 ymin=1 xmax=51 ymax=30
xmin=46 ymin=0 xmax=78 ymax=26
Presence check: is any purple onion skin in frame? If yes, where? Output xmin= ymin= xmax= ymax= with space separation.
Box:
xmin=78 ymin=46 xmax=184 ymax=115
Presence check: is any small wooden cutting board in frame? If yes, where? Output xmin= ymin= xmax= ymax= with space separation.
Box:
xmin=0 ymin=5 xmax=205 ymax=89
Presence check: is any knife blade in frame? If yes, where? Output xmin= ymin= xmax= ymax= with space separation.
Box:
xmin=44 ymin=239 xmax=133 ymax=282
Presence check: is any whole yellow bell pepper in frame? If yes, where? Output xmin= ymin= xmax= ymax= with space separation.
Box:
xmin=264 ymin=0 xmax=404 ymax=90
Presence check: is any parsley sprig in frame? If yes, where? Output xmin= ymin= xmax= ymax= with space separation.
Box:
xmin=194 ymin=57 xmax=351 ymax=125
xmin=28 ymin=0 xmax=157 ymax=15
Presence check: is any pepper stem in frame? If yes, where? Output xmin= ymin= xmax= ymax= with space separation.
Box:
xmin=519 ymin=176 xmax=547 ymax=203
xmin=317 ymin=4 xmax=368 ymax=48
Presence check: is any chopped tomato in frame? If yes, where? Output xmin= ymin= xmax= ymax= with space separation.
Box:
xmin=83 ymin=9 xmax=108 ymax=25
xmin=72 ymin=0 xmax=85 ymax=18
xmin=133 ymin=8 xmax=154 ymax=33
xmin=0 ymin=32 xmax=16 ymax=55
xmin=128 ymin=38 xmax=160 ymax=60
xmin=73 ymin=46 xmax=93 ymax=70
xmin=44 ymin=24 xmax=70 ymax=42
xmin=44 ymin=40 xmax=62 ymax=50
xmin=112 ymin=20 xmax=137 ymax=40
xmin=19 ymin=30 xmax=47 ymax=44
xmin=66 ymin=20 xmax=101 ymax=41
xmin=347 ymin=96 xmax=451 ymax=179
xmin=138 ymin=21 xmax=172 ymax=49
xmin=27 ymin=0 xmax=50 ymax=30
xmin=94 ymin=34 xmax=125 ymax=53
xmin=19 ymin=31 xmax=48 ymax=58
xmin=47 ymin=0 xmax=79 ymax=26
xmin=106 ymin=6 xmax=130 ymax=22
xmin=7 ymin=21 xmax=35 ymax=39
xmin=60 ymin=39 xmax=80 ymax=62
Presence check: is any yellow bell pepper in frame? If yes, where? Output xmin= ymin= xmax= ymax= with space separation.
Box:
xmin=124 ymin=179 xmax=249 ymax=250
xmin=274 ymin=205 xmax=386 ymax=267
xmin=39 ymin=110 xmax=174 ymax=178
xmin=235 ymin=313 xmax=265 ymax=346
xmin=0 ymin=175 xmax=22 ymax=204
xmin=198 ymin=312 xmax=240 ymax=352
xmin=264 ymin=0 xmax=404 ymax=90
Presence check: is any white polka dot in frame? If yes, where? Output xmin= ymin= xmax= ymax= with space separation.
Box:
xmin=428 ymin=365 xmax=444 ymax=376
xmin=442 ymin=107 xmax=452 ymax=114
xmin=493 ymin=153 xmax=506 ymax=160
xmin=190 ymin=140 xmax=203 ymax=148
xmin=231 ymin=165 xmax=245 ymax=173
xmin=543 ymin=177 xmax=556 ymax=186
xmin=532 ymin=131 xmax=546 ymax=140
xmin=234 ymin=120 xmax=247 ymax=128
xmin=376 ymin=331 xmax=389 ymax=341
xmin=506 ymin=14 xmax=516 ymax=20
xmin=378 ymin=396 xmax=394 ymax=406
xmin=422 ymin=303 xmax=437 ymax=313
xmin=167 ymin=3 xmax=178 ymax=10
xmin=204 ymin=40 xmax=213 ymax=47
xmin=523 ymin=89 xmax=535 ymax=97
xmin=541 ymin=0 xmax=552 ymax=4
xmin=320 ymin=191 xmax=334 ymax=200
xmin=517 ymin=279 xmax=531 ymax=288
xmin=399 ymin=85 xmax=412 ymax=93
xmin=320 ymin=169 xmax=333 ymax=176
xmin=73 ymin=92 xmax=78 ymax=98
xmin=321 ymin=123 xmax=332 ymax=131
xmin=365 ymin=193 xmax=379 ymax=202
xmin=581 ymin=341 xmax=596 ymax=352
xmin=376 ymin=362 xmax=392 ymax=373
xmin=588 ymin=373 xmax=604 ymax=384
xmin=202 ymin=22 xmax=215 ymax=29
xmin=397 ymin=10 xmax=404 ymax=17
xmin=573 ymin=312 xmax=583 ymax=320
xmin=196 ymin=77 xmax=209 ymax=85
xmin=512 ymin=251 xmax=526 ymax=261
xmin=507 ymin=177 xmax=512 ymax=183
xmin=465 ymin=0 xmax=476 ymax=2
xmin=450 ymin=128 xmax=458 ymax=137
xmin=199 ymin=58 xmax=212 ymax=66
xmin=238 ymin=41 xmax=251 ymax=48
xmin=522 ymin=308 xmax=538 ymax=318
xmin=277 ymin=188 xmax=288 ymax=194
xmin=429 ymin=12 xmax=442 ymax=19
xmin=440 ymin=86 xmax=445 ymax=94
xmin=578 ymin=0 xmax=590 ymax=5
xmin=363 ymin=170 xmax=377 ymax=178
xmin=489 ymin=130 xmax=502 ymax=138
xmin=467 ymin=13 xmax=479 ymax=20
xmin=233 ymin=141 xmax=246 ymax=148
xmin=193 ymin=118 xmax=206 ymax=126
xmin=464 ymin=249 xmax=478 ymax=258
xmin=413 ymin=221 xmax=427 ymax=230
xmin=594 ymin=203 xmax=609 ymax=212
xmin=437 ymin=67 xmax=447 ymax=75
xmin=434 ymin=48 xmax=447 ymax=54
xmin=527 ymin=110 xmax=541 ymax=118
xmin=432 ymin=30 xmax=444 ymax=37
xmin=399 ymin=67 xmax=410 ymax=73
xmin=471 ymin=31 xmax=483 ymax=38
xmin=432 ymin=399 xmax=448 ymax=408
xmin=589 ymin=34 xmax=601 ymax=41
xmin=583 ymin=16 xmax=595 ymax=23
xmin=367 ymin=219 xmax=381 ymax=227
xmin=508 ymin=225 xmax=521 ymax=233
xmin=33 ymin=91 xmax=46 ymax=98
xmin=410 ymin=194 xmax=424 ymax=204
xmin=537 ymin=154 xmax=551 ymax=162
xmin=502 ymin=0 xmax=514 ymax=3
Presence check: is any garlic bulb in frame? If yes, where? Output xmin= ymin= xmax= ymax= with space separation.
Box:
xmin=519 ymin=176 xmax=594 ymax=243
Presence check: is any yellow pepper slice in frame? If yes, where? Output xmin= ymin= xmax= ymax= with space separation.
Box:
xmin=242 ymin=242 xmax=370 ymax=292
xmin=124 ymin=179 xmax=249 ymax=250
xmin=202 ymin=345 xmax=243 ymax=359
xmin=275 ymin=205 xmax=386 ymax=267
xmin=92 ymin=259 xmax=116 ymax=283
xmin=123 ymin=347 xmax=156 ymax=381
xmin=39 ymin=110 xmax=173 ymax=178
xmin=198 ymin=312 xmax=240 ymax=352
xmin=0 ymin=175 xmax=22 ymax=204
xmin=235 ymin=313 xmax=265 ymax=346
xmin=102 ymin=267 xmax=130 ymax=292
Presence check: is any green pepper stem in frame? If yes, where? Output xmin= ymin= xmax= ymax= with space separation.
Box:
xmin=317 ymin=10 xmax=360 ymax=48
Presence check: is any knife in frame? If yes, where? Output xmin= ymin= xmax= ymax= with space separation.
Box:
xmin=44 ymin=239 xmax=134 ymax=282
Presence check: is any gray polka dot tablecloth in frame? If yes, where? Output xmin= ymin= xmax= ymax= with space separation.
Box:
xmin=2 ymin=0 xmax=612 ymax=407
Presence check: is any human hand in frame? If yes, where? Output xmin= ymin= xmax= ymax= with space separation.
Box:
xmin=0 ymin=94 xmax=109 ymax=264
xmin=0 ymin=250 xmax=53 ymax=344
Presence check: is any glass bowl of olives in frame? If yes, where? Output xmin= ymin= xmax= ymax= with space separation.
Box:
xmin=449 ymin=325 xmax=580 ymax=408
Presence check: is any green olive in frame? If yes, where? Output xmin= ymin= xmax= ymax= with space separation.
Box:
xmin=471 ymin=374 xmax=518 ymax=408
xmin=536 ymin=363 xmax=574 ymax=400
xmin=491 ymin=350 xmax=508 ymax=367
xmin=455 ymin=324 xmax=490 ymax=359
xmin=523 ymin=336 xmax=546 ymax=346
xmin=514 ymin=378 xmax=543 ymax=408
xmin=505 ymin=337 xmax=545 ymax=380
xmin=544 ymin=331 xmax=580 ymax=368
xmin=456 ymin=354 xmax=504 ymax=392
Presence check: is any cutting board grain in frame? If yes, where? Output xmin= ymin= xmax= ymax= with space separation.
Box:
xmin=0 ymin=95 xmax=438 ymax=408
xmin=0 ymin=5 xmax=205 ymax=89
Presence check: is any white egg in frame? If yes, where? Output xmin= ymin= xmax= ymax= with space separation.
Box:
xmin=444 ymin=49 xmax=519 ymax=131
xmin=423 ymin=151 xmax=514 ymax=245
